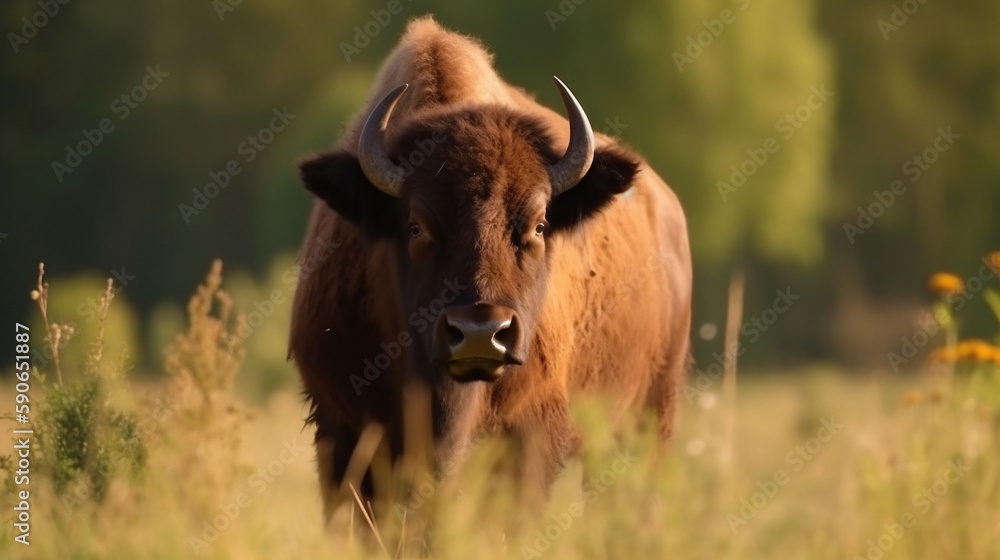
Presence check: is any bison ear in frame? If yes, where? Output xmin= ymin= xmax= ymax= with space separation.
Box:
xmin=298 ymin=150 xmax=399 ymax=238
xmin=546 ymin=146 xmax=641 ymax=232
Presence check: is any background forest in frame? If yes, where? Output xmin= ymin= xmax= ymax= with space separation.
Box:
xmin=2 ymin=0 xmax=999 ymax=389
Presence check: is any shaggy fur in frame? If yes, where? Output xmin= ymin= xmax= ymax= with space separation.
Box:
xmin=290 ymin=16 xmax=692 ymax=518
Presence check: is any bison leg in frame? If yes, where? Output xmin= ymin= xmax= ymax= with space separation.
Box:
xmin=315 ymin=435 xmax=341 ymax=523
xmin=315 ymin=423 xmax=379 ymax=524
xmin=648 ymin=341 xmax=691 ymax=442
xmin=509 ymin=400 xmax=581 ymax=507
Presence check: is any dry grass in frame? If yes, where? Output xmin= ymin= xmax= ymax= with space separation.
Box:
xmin=1 ymin=261 xmax=999 ymax=559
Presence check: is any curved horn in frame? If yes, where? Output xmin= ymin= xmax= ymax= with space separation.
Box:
xmin=547 ymin=76 xmax=596 ymax=196
xmin=358 ymin=83 xmax=409 ymax=198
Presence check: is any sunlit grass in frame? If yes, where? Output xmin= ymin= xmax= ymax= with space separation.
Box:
xmin=1 ymin=259 xmax=999 ymax=559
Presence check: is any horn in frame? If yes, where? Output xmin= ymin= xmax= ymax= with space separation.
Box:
xmin=547 ymin=76 xmax=596 ymax=196
xmin=358 ymin=83 xmax=409 ymax=198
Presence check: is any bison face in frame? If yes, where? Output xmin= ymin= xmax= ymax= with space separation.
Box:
xmin=299 ymin=79 xmax=639 ymax=385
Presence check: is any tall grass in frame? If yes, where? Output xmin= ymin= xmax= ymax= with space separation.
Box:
xmin=0 ymin=258 xmax=998 ymax=559
xmin=22 ymin=265 xmax=144 ymax=507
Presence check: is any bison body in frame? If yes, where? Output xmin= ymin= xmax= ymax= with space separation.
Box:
xmin=290 ymin=17 xmax=691 ymax=516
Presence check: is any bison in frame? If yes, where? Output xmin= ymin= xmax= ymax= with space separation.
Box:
xmin=290 ymin=16 xmax=691 ymax=518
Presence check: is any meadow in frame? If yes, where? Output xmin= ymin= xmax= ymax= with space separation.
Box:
xmin=5 ymin=2 xmax=1000 ymax=558
xmin=2 ymin=260 xmax=999 ymax=560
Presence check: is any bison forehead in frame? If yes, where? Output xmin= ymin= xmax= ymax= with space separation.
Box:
xmin=387 ymin=106 xmax=561 ymax=194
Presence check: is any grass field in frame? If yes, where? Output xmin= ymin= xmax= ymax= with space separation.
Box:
xmin=2 ymin=264 xmax=999 ymax=559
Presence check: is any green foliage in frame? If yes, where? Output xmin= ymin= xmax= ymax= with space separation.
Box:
xmin=820 ymin=0 xmax=1000 ymax=273
xmin=26 ymin=269 xmax=146 ymax=506
xmin=631 ymin=0 xmax=835 ymax=267
xmin=0 ymin=261 xmax=250 ymax=556
xmin=1 ymin=0 xmax=999 ymax=365
xmin=36 ymin=377 xmax=144 ymax=500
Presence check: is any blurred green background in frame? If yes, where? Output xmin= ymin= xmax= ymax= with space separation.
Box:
xmin=2 ymin=0 xmax=998 ymax=396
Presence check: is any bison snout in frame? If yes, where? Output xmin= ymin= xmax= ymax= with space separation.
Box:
xmin=433 ymin=304 xmax=522 ymax=382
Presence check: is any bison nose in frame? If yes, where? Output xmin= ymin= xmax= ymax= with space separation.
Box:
xmin=434 ymin=304 xmax=521 ymax=382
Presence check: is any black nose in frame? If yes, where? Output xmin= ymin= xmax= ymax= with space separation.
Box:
xmin=433 ymin=304 xmax=521 ymax=381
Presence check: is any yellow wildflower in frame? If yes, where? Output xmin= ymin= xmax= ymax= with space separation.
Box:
xmin=930 ymin=345 xmax=959 ymax=363
xmin=901 ymin=390 xmax=924 ymax=406
xmin=972 ymin=341 xmax=996 ymax=362
xmin=927 ymin=272 xmax=963 ymax=297
xmin=986 ymin=251 xmax=1000 ymax=273
xmin=990 ymin=345 xmax=1000 ymax=364
xmin=932 ymin=340 xmax=1000 ymax=364
xmin=946 ymin=339 xmax=997 ymax=362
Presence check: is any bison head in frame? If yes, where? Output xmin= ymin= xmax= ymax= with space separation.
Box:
xmin=299 ymin=78 xmax=639 ymax=385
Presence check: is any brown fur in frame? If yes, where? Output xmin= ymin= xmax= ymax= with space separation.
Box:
xmin=289 ymin=17 xmax=692 ymax=518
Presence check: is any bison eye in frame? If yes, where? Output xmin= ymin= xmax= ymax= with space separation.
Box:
xmin=535 ymin=222 xmax=548 ymax=236
xmin=409 ymin=223 xmax=422 ymax=238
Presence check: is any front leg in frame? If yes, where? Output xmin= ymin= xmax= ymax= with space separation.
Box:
xmin=314 ymin=422 xmax=365 ymax=525
xmin=510 ymin=399 xmax=581 ymax=507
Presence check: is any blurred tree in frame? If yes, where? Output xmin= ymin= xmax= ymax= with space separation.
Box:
xmin=2 ymin=0 xmax=998 ymax=372
xmin=818 ymin=0 xmax=1000 ymax=359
